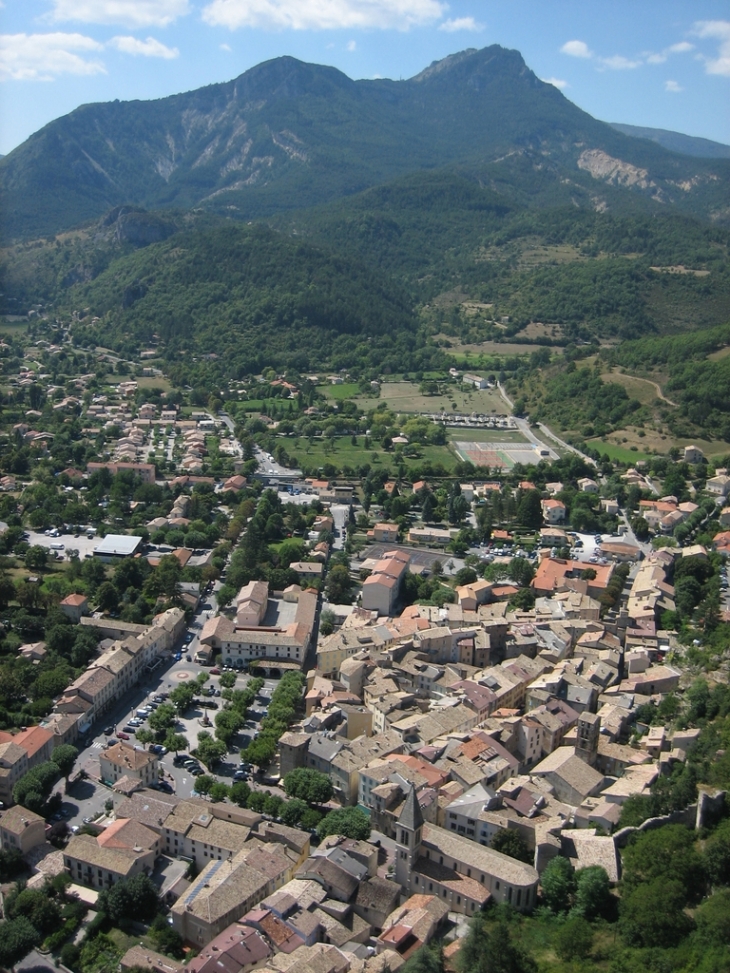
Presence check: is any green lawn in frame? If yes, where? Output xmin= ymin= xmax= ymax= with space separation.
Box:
xmin=319 ymin=382 xmax=361 ymax=401
xmin=454 ymin=428 xmax=530 ymax=444
xmin=237 ymin=399 xmax=266 ymax=412
xmin=287 ymin=436 xmax=457 ymax=472
xmin=0 ymin=319 xmax=29 ymax=334
xmin=588 ymin=439 xmax=651 ymax=463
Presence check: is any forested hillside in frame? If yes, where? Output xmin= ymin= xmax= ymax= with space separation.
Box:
xmin=286 ymin=174 xmax=730 ymax=342
xmin=65 ymin=222 xmax=444 ymax=381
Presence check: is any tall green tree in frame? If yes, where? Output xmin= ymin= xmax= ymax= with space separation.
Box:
xmin=490 ymin=829 xmax=531 ymax=864
xmin=540 ymin=856 xmax=576 ymax=914
xmin=50 ymin=744 xmax=78 ymax=780
xmin=0 ymin=917 xmax=40 ymax=970
xmin=97 ymin=874 xmax=159 ymax=924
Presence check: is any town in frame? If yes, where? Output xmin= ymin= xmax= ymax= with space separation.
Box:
xmin=0 ymin=322 xmax=727 ymax=973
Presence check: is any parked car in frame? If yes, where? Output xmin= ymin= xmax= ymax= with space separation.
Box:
xmin=104 ymin=725 xmax=114 ymax=735
xmin=117 ymin=731 xmax=130 ymax=740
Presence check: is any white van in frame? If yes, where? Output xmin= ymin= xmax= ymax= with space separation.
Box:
xmin=50 ymin=543 xmax=65 ymax=551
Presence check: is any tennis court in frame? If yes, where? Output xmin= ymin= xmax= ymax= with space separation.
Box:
xmin=454 ymin=440 xmax=558 ymax=468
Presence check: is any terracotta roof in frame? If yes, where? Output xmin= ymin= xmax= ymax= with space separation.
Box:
xmin=61 ymin=594 xmax=87 ymax=606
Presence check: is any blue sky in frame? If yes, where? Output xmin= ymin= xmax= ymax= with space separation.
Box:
xmin=1 ymin=1 xmax=729 ymax=157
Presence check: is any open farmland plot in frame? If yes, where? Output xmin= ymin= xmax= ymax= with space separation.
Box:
xmin=369 ymin=381 xmax=506 ymax=415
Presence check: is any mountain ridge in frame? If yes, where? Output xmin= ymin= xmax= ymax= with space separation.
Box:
xmin=2 ymin=45 xmax=728 ymax=242
xmin=610 ymin=123 xmax=730 ymax=160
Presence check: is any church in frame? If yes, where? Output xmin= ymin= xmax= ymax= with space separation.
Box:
xmin=394 ymin=786 xmax=539 ymax=915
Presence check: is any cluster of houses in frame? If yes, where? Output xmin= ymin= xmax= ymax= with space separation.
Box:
xmin=41 ymin=606 xmax=186 ymax=743
xmin=0 ymin=538 xmax=697 ymax=969
xmin=0 ymin=605 xmax=184 ymax=816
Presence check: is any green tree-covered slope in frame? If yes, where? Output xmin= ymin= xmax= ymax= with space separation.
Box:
xmin=64 ymin=222 xmax=446 ymax=381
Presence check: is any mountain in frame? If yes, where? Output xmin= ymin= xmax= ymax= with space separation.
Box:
xmin=2 ymin=46 xmax=729 ymax=241
xmin=610 ymin=123 xmax=730 ymax=159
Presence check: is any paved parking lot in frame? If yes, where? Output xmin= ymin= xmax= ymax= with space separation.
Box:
xmin=358 ymin=543 xmax=465 ymax=576
xmin=25 ymin=528 xmax=100 ymax=560
xmin=64 ymin=649 xmax=280 ymax=825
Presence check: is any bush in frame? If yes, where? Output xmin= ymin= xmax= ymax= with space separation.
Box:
xmin=61 ymin=942 xmax=81 ymax=970
xmin=695 ymin=888 xmax=730 ymax=946
xmin=553 ymin=916 xmax=593 ymax=961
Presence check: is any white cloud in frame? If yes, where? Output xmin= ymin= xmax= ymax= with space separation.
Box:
xmin=439 ymin=17 xmax=483 ymax=33
xmin=646 ymin=41 xmax=693 ymax=64
xmin=109 ymin=35 xmax=179 ymax=57
xmin=220 ymin=42 xmax=232 ymax=50
xmin=561 ymin=39 xmax=592 ymax=59
xmin=600 ymin=54 xmax=640 ymax=70
xmin=201 ymin=0 xmax=447 ymax=31
xmin=47 ymin=0 xmax=189 ymax=29
xmin=541 ymin=76 xmax=568 ymax=89
xmin=664 ymin=79 xmax=683 ymax=92
xmin=0 ymin=31 xmax=105 ymax=80
xmin=346 ymin=39 xmax=356 ymax=51
xmin=692 ymin=20 xmax=730 ymax=76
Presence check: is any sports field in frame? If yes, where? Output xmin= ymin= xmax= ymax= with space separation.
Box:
xmin=454 ymin=440 xmax=558 ymax=469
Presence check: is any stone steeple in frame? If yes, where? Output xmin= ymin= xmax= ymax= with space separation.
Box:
xmin=395 ymin=784 xmax=423 ymax=889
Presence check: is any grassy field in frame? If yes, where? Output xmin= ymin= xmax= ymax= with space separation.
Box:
xmin=592 ymin=428 xmax=729 ymax=462
xmin=0 ymin=319 xmax=29 ymax=335
xmin=319 ymin=382 xmax=361 ymax=401
xmin=439 ymin=337 xmax=542 ymax=356
xmin=362 ymin=380 xmax=507 ymax=416
xmin=452 ymin=428 xmax=529 ymax=444
xmin=600 ymin=368 xmax=677 ymax=407
xmin=136 ymin=375 xmax=172 ymax=391
xmin=588 ymin=439 xmax=652 ymax=464
xmin=288 ymin=436 xmax=457 ymax=472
